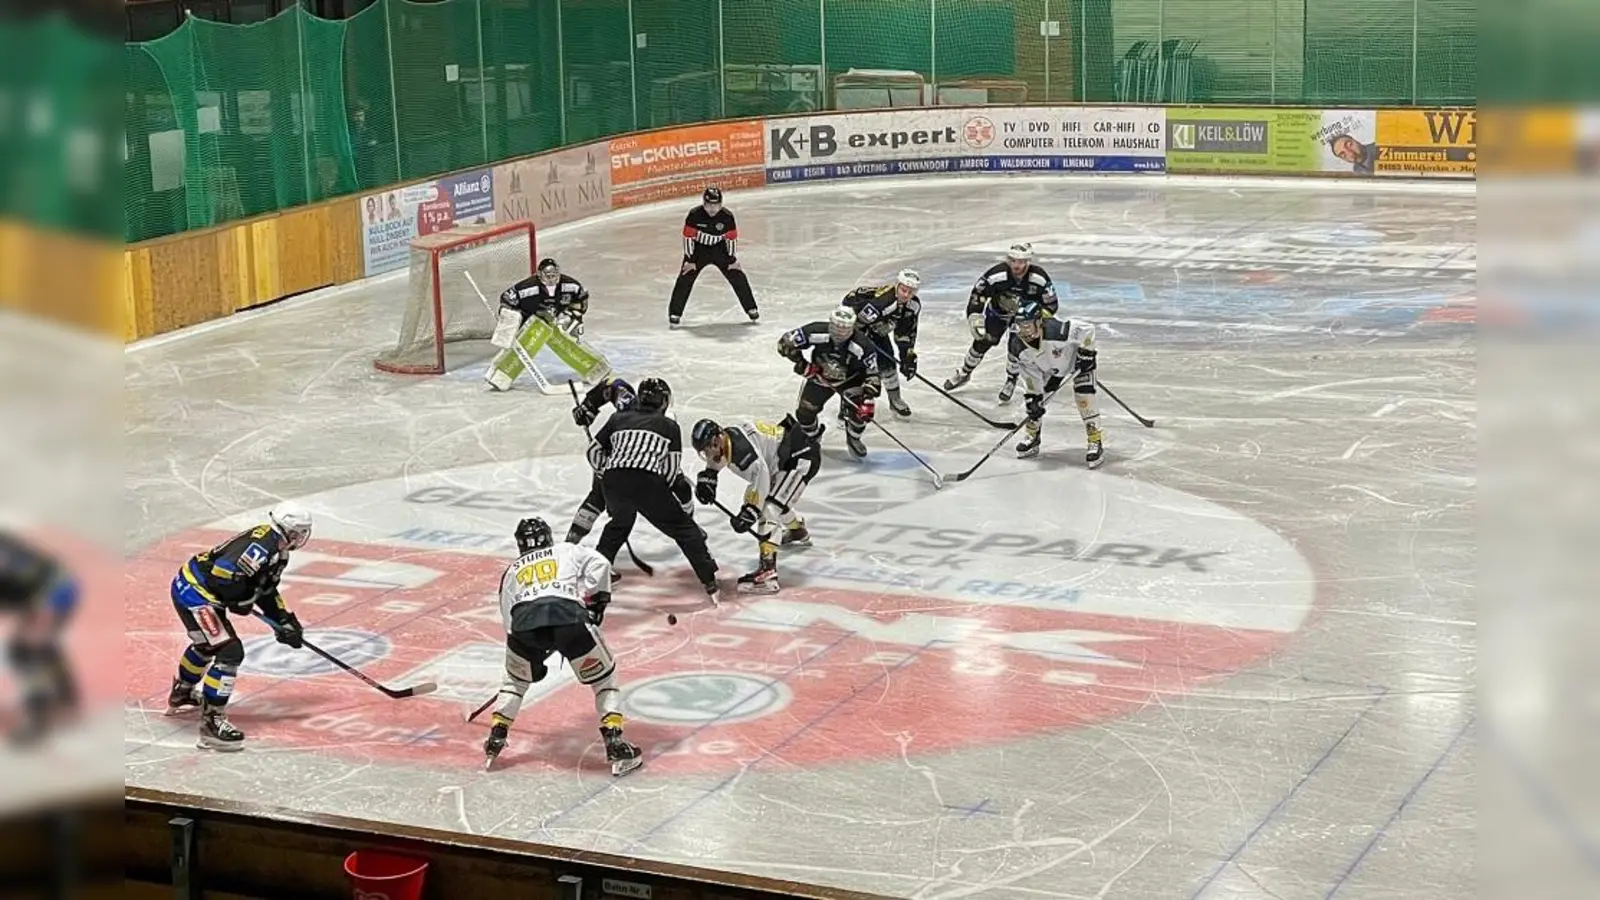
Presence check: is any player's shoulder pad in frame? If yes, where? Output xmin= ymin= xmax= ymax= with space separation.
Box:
xmin=1027 ymin=266 xmax=1052 ymax=286
xmin=1042 ymin=317 xmax=1071 ymax=341
xmin=727 ymin=429 xmax=760 ymax=469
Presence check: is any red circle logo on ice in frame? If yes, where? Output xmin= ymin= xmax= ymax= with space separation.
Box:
xmin=963 ymin=116 xmax=996 ymax=149
xmin=124 ymin=454 xmax=1315 ymax=775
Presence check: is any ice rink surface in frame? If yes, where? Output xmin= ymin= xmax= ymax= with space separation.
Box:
xmin=125 ymin=175 xmax=1475 ymax=899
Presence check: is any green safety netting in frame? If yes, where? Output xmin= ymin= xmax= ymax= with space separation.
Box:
xmin=124 ymin=0 xmax=1476 ymax=243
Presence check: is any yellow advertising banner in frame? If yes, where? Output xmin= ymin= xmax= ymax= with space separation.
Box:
xmin=1374 ymin=109 xmax=1476 ymax=177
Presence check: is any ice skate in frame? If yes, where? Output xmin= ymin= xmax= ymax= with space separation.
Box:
xmin=887 ymin=390 xmax=912 ymax=417
xmin=601 ymin=716 xmax=644 ymax=777
xmin=736 ymin=557 xmax=780 ymax=594
xmin=483 ymin=721 xmax=509 ymax=770
xmin=845 ymin=432 xmax=868 ymax=459
xmin=997 ymin=376 xmax=1018 ymax=404
xmin=781 ymin=524 xmax=812 ymax=548
xmin=747 ymin=309 xmax=760 ymax=323
xmin=943 ymin=368 xmax=971 ymax=391
xmin=669 ymin=314 xmax=682 ymax=328
xmin=164 ymin=678 xmax=201 ymax=717
xmin=197 ymin=704 xmax=244 ymax=752
xmin=1085 ymin=425 xmax=1105 ymax=469
xmin=703 ymin=579 xmax=721 ymax=607
xmin=1016 ymin=422 xmax=1042 ymax=459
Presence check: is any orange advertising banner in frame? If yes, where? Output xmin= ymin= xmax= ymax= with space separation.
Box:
xmin=609 ymin=120 xmax=765 ymax=188
xmin=612 ymin=170 xmax=766 ymax=210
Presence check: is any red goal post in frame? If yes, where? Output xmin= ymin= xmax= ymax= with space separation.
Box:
xmin=374 ymin=220 xmax=536 ymax=375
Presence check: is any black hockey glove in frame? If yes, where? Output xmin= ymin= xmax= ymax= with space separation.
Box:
xmin=1074 ymin=347 xmax=1097 ymax=376
xmin=730 ymin=503 xmax=760 ymax=534
xmin=572 ymin=402 xmax=599 ymax=428
xmin=1025 ymin=394 xmax=1047 ymax=422
xmin=899 ymin=350 xmax=918 ymax=379
xmin=274 ymin=611 xmax=305 ymax=649
xmin=695 ymin=470 xmax=719 ymax=505
xmin=1043 ymin=375 xmax=1065 ymax=395
xmin=587 ymin=591 xmax=612 ymax=626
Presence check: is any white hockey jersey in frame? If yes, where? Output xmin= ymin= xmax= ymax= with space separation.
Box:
xmin=497 ymin=542 xmax=612 ymax=625
xmin=721 ymin=420 xmax=786 ymax=505
xmin=1010 ymin=318 xmax=1095 ymax=393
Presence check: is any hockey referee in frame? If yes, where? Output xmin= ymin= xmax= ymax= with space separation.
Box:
xmin=667 ymin=186 xmax=760 ymax=326
xmin=587 ymin=378 xmax=721 ymax=602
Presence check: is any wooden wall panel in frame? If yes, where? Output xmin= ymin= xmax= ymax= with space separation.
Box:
xmin=326 ymin=197 xmax=365 ymax=284
xmin=0 ymin=220 xmax=122 ymax=337
xmin=145 ymin=230 xmax=232 ymax=334
xmin=271 ymin=205 xmax=336 ymax=303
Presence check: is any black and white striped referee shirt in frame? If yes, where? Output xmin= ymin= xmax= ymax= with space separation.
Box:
xmin=587 ymin=409 xmax=683 ymax=481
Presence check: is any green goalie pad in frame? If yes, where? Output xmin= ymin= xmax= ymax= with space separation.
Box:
xmin=484 ymin=317 xmax=611 ymax=393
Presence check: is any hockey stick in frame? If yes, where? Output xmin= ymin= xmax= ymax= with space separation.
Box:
xmin=566 ymin=380 xmax=655 ymax=576
xmin=1099 ymin=380 xmax=1155 ymax=428
xmin=252 ymin=613 xmax=437 ymax=699
xmin=948 ymin=386 xmax=1065 ymax=484
xmin=840 ymin=395 xmax=946 ymax=489
xmin=911 ymin=371 xmax=1018 ymax=430
xmin=862 ymin=342 xmax=1015 ymax=431
xmin=465 ymin=694 xmax=496 ymax=724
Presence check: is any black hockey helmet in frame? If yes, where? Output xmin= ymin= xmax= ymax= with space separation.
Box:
xmin=514 ymin=517 xmax=553 ymax=553
xmin=537 ymin=257 xmax=560 ymax=285
xmin=702 ymin=186 xmax=723 ymax=205
xmin=690 ymin=418 xmax=722 ymax=453
xmin=635 ymin=377 xmax=672 ymax=413
xmin=1016 ymin=300 xmax=1047 ymax=342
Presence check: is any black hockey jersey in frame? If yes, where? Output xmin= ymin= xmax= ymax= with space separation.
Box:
xmin=780 ymin=322 xmax=881 ymax=391
xmin=587 ymin=409 xmax=683 ymax=481
xmin=500 ymin=273 xmax=589 ymax=323
xmin=841 ymin=284 xmax=921 ymax=353
xmin=180 ymin=524 xmax=293 ymax=617
xmin=967 ymin=262 xmax=1059 ymax=320
xmin=682 ymin=205 xmax=739 ymax=261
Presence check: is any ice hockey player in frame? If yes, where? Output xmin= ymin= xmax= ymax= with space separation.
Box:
xmin=1010 ymin=300 xmax=1104 ymax=467
xmin=690 ymin=416 xmax=821 ymax=593
xmin=840 ymin=268 xmax=922 ymax=417
xmin=483 ymin=517 xmax=642 ymax=776
xmin=500 ymin=257 xmax=590 ymax=339
xmin=944 ymin=242 xmax=1060 ymax=402
xmin=565 ymin=376 xmax=637 ymax=544
xmin=0 ymin=530 xmax=79 ymax=744
xmin=586 ymin=378 xmax=721 ymax=602
xmin=166 ymin=503 xmax=313 ymax=751
xmin=777 ymin=306 xmax=882 ymax=460
xmin=667 ymin=186 xmax=759 ymax=326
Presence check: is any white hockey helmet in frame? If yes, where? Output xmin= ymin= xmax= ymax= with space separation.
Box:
xmin=1005 ymin=242 xmax=1034 ymax=263
xmin=828 ymin=306 xmax=858 ymax=341
xmin=269 ymin=502 xmax=313 ymax=550
xmin=895 ymin=268 xmax=921 ymax=290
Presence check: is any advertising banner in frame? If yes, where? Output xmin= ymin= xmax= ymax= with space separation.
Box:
xmin=1374 ymin=108 xmax=1477 ymax=177
xmin=1167 ymin=108 xmax=1383 ymax=175
xmin=436 ymin=167 xmax=496 ymax=226
xmin=765 ymin=106 xmax=1165 ymax=183
xmin=611 ymin=120 xmax=766 ymax=208
xmin=360 ymin=182 xmax=440 ymax=277
xmin=492 ymin=140 xmax=612 ymax=230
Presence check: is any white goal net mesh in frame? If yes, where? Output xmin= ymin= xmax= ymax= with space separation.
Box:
xmin=375 ymin=222 xmax=535 ymax=374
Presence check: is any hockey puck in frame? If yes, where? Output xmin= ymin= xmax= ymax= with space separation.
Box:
xmin=667 ymin=614 xmax=678 ymax=626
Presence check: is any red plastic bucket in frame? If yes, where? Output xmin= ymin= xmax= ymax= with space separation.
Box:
xmin=343 ymin=850 xmax=429 ymax=900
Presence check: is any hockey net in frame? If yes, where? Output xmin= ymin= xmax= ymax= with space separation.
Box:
xmin=375 ymin=221 xmax=535 ymax=374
